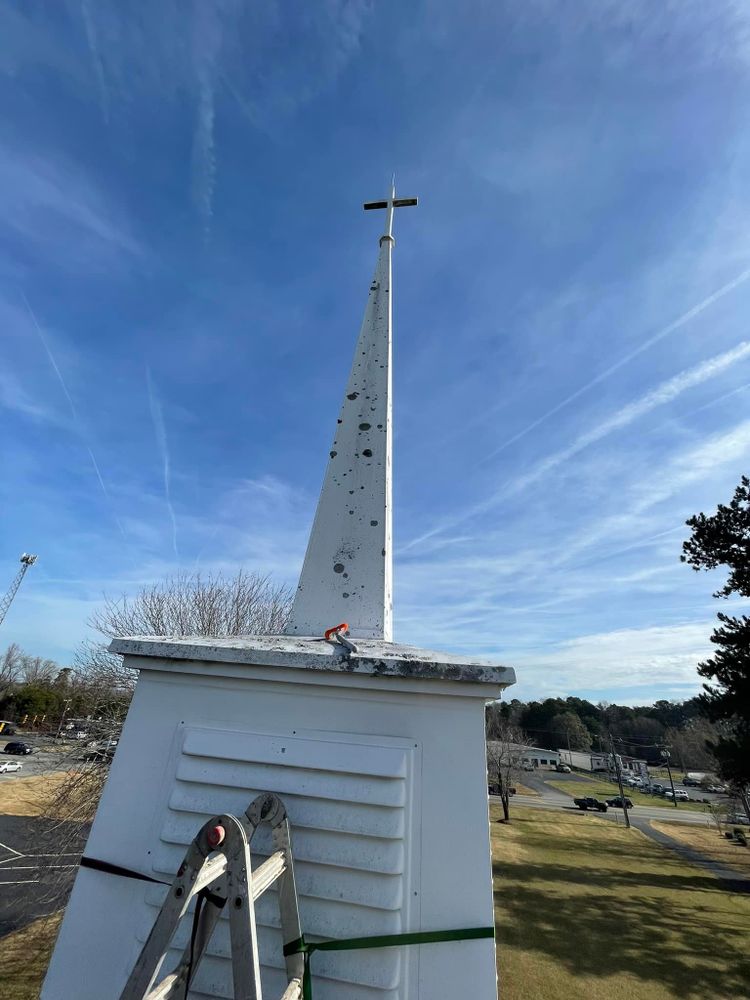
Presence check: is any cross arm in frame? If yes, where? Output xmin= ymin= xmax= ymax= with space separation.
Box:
xmin=363 ymin=198 xmax=419 ymax=210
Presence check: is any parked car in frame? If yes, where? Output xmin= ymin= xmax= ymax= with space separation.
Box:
xmin=706 ymin=784 xmax=728 ymax=794
xmin=522 ymin=762 xmax=534 ymax=771
xmin=574 ymin=797 xmax=608 ymax=812
xmin=664 ymin=789 xmax=689 ymax=801
xmin=0 ymin=760 xmax=23 ymax=773
xmin=555 ymin=763 xmax=571 ymax=773
xmin=606 ymin=796 xmax=634 ymax=809
xmin=651 ymin=782 xmax=665 ymax=794
xmin=3 ymin=741 xmax=32 ymax=755
xmin=727 ymin=813 xmax=750 ymax=826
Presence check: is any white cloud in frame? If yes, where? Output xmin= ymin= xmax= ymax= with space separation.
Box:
xmin=510 ymin=621 xmax=714 ymax=700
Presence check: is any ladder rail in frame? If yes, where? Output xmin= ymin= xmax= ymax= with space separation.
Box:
xmin=119 ymin=794 xmax=303 ymax=1000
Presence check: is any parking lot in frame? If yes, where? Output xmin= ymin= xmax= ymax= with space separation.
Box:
xmin=0 ymin=812 xmax=86 ymax=937
xmin=1 ymin=733 xmax=95 ymax=779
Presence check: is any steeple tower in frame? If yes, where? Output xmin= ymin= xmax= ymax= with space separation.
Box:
xmin=285 ymin=184 xmax=417 ymax=640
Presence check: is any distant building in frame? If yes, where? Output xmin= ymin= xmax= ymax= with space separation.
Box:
xmin=486 ymin=742 xmax=561 ymax=769
xmin=523 ymin=746 xmax=561 ymax=767
xmin=559 ymin=749 xmax=649 ymax=775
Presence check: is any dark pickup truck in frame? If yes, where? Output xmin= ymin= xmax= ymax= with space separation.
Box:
xmin=574 ymin=796 xmax=608 ymax=812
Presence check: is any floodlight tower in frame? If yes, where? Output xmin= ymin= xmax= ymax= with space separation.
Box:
xmin=0 ymin=553 xmax=38 ymax=627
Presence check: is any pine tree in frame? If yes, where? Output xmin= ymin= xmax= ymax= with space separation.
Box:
xmin=682 ymin=476 xmax=750 ymax=804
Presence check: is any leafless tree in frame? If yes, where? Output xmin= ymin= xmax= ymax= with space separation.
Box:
xmin=0 ymin=642 xmax=21 ymax=698
xmin=18 ymin=653 xmax=58 ymax=685
xmin=486 ymin=713 xmax=534 ymax=822
xmin=36 ymin=569 xmax=293 ymax=909
xmin=665 ymin=719 xmax=721 ymax=773
xmin=706 ymin=799 xmax=729 ymax=835
xmin=89 ymin=569 xmax=292 ymax=641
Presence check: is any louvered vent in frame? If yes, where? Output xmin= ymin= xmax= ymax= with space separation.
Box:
xmin=135 ymin=726 xmax=420 ymax=999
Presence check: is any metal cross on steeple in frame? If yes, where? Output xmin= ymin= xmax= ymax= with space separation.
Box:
xmin=363 ymin=181 xmax=418 ymax=242
xmin=284 ymin=183 xmax=417 ymax=641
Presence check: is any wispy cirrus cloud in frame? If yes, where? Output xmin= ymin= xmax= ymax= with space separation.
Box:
xmin=487 ymin=268 xmax=750 ymax=461
xmin=403 ymin=341 xmax=750 ymax=553
xmin=23 ymin=293 xmax=128 ymax=543
xmin=0 ymin=142 xmax=142 ymax=270
xmin=0 ymin=369 xmax=60 ymax=423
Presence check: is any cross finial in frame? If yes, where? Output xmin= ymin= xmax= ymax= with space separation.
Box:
xmin=363 ymin=181 xmax=418 ymax=242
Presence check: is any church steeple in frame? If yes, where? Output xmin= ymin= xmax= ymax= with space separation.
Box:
xmin=285 ymin=184 xmax=417 ymax=640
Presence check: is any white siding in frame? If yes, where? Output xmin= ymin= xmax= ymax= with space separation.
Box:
xmin=135 ymin=726 xmax=419 ymax=999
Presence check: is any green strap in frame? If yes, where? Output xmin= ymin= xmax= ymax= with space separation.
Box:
xmin=284 ymin=925 xmax=495 ymax=1000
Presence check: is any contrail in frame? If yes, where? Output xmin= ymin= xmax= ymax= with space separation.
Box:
xmin=401 ymin=340 xmax=750 ymax=552
xmin=488 ymin=264 xmax=750 ymax=460
xmin=23 ymin=292 xmax=128 ymax=541
xmin=508 ymin=340 xmax=750 ymax=497
xmin=146 ymin=367 xmax=180 ymax=561
xmin=79 ymin=0 xmax=110 ymax=123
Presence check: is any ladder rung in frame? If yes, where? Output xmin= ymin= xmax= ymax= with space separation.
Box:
xmin=279 ymin=978 xmax=302 ymax=1000
xmin=252 ymin=850 xmax=287 ymax=898
xmin=192 ymin=849 xmax=286 ymax=901
xmin=144 ymin=971 xmax=183 ymax=1000
xmin=193 ymin=853 xmax=227 ymax=894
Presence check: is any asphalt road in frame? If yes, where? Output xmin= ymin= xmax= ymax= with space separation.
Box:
xmin=0 ymin=737 xmax=92 ymax=937
xmin=0 ymin=811 xmax=87 ymax=936
xmin=509 ymin=768 xmax=714 ymax=826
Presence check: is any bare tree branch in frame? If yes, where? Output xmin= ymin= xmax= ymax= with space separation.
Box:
xmin=486 ymin=707 xmax=534 ymax=822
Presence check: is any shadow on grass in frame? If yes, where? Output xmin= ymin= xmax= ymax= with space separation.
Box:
xmin=493 ymin=854 xmax=750 ymax=996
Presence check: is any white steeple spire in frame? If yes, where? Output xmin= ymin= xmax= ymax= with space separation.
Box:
xmin=285 ymin=183 xmax=417 ymax=640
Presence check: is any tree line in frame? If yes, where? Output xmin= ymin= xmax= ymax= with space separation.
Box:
xmin=488 ymin=695 xmax=720 ymax=770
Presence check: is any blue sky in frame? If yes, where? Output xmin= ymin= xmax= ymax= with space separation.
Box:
xmin=2 ymin=1 xmax=750 ymax=704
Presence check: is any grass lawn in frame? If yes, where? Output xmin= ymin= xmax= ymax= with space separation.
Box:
xmin=546 ymin=775 xmax=701 ymax=810
xmin=492 ymin=805 xmax=750 ymax=1000
xmin=650 ymin=819 xmax=750 ymax=874
xmin=0 ymin=912 xmax=61 ymax=1000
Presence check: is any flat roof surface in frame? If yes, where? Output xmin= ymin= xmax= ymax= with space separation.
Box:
xmin=110 ymin=634 xmax=516 ymax=686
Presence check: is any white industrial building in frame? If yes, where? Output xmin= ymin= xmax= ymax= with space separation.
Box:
xmin=558 ymin=749 xmax=649 ymax=775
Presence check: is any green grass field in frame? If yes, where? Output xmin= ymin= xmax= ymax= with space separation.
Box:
xmin=547 ymin=775 xmax=701 ymax=810
xmin=492 ymin=805 xmax=750 ymax=1000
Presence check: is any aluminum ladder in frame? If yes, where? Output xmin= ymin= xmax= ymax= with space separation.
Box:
xmin=119 ymin=793 xmax=304 ymax=1000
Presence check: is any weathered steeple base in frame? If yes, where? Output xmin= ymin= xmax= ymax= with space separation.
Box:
xmin=42 ymin=636 xmax=514 ymax=999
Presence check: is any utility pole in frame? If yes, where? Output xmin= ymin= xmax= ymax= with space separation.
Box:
xmin=661 ymin=748 xmax=678 ymax=808
xmin=608 ymin=731 xmax=631 ymax=828
xmin=56 ymin=698 xmax=72 ymax=739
